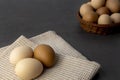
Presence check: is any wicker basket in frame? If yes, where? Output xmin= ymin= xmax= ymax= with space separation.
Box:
xmin=77 ymin=12 xmax=120 ymax=35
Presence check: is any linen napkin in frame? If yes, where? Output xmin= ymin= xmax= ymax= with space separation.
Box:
xmin=0 ymin=31 xmax=100 ymax=80
xmin=0 ymin=31 xmax=87 ymax=59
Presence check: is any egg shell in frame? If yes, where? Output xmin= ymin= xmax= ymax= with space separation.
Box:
xmin=96 ymin=7 xmax=110 ymax=15
xmin=106 ymin=0 xmax=120 ymax=13
xmin=111 ymin=13 xmax=120 ymax=23
xmin=15 ymin=58 xmax=43 ymax=80
xmin=34 ymin=44 xmax=56 ymax=67
xmin=83 ymin=11 xmax=99 ymax=23
xmin=9 ymin=46 xmax=33 ymax=65
xmin=80 ymin=3 xmax=93 ymax=16
xmin=98 ymin=14 xmax=112 ymax=24
xmin=91 ymin=0 xmax=105 ymax=9
xmin=87 ymin=2 xmax=91 ymax=5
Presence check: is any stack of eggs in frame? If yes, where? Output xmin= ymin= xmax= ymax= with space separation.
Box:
xmin=78 ymin=0 xmax=120 ymax=34
xmin=9 ymin=44 xmax=56 ymax=80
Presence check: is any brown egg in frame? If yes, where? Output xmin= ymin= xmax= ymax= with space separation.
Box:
xmin=96 ymin=7 xmax=110 ymax=15
xmin=80 ymin=3 xmax=94 ymax=16
xmin=83 ymin=11 xmax=99 ymax=23
xmin=106 ymin=0 xmax=120 ymax=13
xmin=34 ymin=44 xmax=55 ymax=68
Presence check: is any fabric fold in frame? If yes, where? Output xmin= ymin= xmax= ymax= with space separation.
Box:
xmin=0 ymin=31 xmax=100 ymax=80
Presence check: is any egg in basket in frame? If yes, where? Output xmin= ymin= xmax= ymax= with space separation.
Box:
xmin=77 ymin=0 xmax=120 ymax=35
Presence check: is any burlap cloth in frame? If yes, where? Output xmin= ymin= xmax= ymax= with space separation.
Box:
xmin=0 ymin=31 xmax=100 ymax=80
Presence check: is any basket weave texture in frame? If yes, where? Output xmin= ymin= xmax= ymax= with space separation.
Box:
xmin=77 ymin=12 xmax=120 ymax=35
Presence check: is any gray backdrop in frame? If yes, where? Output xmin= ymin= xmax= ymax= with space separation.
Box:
xmin=0 ymin=0 xmax=120 ymax=80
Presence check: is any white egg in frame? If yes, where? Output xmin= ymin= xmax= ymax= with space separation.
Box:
xmin=9 ymin=46 xmax=33 ymax=65
xmin=87 ymin=2 xmax=91 ymax=5
xmin=111 ymin=13 xmax=120 ymax=23
xmin=15 ymin=58 xmax=43 ymax=80
xmin=98 ymin=14 xmax=112 ymax=24
xmin=91 ymin=0 xmax=105 ymax=9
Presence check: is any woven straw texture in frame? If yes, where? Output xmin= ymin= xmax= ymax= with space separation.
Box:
xmin=0 ymin=31 xmax=100 ymax=80
xmin=77 ymin=12 xmax=120 ymax=35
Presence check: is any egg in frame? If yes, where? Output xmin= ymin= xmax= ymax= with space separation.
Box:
xmin=34 ymin=44 xmax=56 ymax=67
xmin=96 ymin=7 xmax=110 ymax=15
xmin=91 ymin=0 xmax=105 ymax=9
xmin=87 ymin=2 xmax=91 ymax=5
xmin=15 ymin=58 xmax=43 ymax=80
xmin=98 ymin=14 xmax=112 ymax=24
xmin=83 ymin=11 xmax=98 ymax=23
xmin=111 ymin=13 xmax=120 ymax=23
xmin=9 ymin=46 xmax=33 ymax=65
xmin=106 ymin=0 xmax=120 ymax=13
xmin=80 ymin=3 xmax=93 ymax=16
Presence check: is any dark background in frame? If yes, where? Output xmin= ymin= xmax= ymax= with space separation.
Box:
xmin=0 ymin=0 xmax=120 ymax=80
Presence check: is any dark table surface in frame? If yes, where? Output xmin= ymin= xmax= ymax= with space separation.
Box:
xmin=0 ymin=0 xmax=120 ymax=80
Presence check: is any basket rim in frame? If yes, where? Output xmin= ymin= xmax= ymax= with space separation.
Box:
xmin=77 ymin=11 xmax=120 ymax=28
